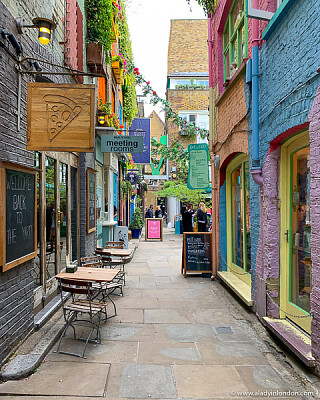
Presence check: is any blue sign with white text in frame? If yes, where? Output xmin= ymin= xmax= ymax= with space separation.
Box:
xmin=129 ymin=118 xmax=151 ymax=164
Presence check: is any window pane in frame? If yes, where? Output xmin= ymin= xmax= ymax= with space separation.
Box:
xmin=46 ymin=156 xmax=56 ymax=280
xmin=232 ymin=0 xmax=244 ymax=31
xmin=34 ymin=153 xmax=41 ymax=288
xmin=224 ymin=21 xmax=229 ymax=45
xmin=59 ymin=163 xmax=67 ymax=272
xmin=232 ymin=165 xmax=243 ymax=268
xmin=290 ymin=147 xmax=311 ymax=313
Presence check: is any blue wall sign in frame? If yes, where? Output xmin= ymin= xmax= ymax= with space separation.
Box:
xmin=129 ymin=118 xmax=151 ymax=164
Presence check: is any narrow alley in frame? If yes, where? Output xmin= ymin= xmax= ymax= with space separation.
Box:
xmin=0 ymin=229 xmax=318 ymax=399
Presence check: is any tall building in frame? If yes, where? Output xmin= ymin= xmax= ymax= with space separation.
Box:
xmin=166 ymin=19 xmax=209 ymax=225
xmin=209 ymin=0 xmax=320 ymax=370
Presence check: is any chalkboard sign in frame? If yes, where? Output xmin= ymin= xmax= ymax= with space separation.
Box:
xmin=145 ymin=218 xmax=163 ymax=241
xmin=182 ymin=232 xmax=212 ymax=277
xmin=87 ymin=168 xmax=96 ymax=233
xmin=1 ymin=163 xmax=37 ymax=272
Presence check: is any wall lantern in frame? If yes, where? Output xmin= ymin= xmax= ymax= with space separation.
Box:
xmin=97 ymin=112 xmax=106 ymax=125
xmin=16 ymin=17 xmax=56 ymax=45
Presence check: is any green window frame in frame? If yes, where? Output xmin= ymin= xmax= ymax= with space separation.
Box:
xmin=223 ymin=0 xmax=248 ymax=82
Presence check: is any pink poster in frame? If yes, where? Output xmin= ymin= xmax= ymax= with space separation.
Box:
xmin=147 ymin=219 xmax=161 ymax=239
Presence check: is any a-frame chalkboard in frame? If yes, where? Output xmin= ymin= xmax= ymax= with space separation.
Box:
xmin=182 ymin=232 xmax=213 ymax=277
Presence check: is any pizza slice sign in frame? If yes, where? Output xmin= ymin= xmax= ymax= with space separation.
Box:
xmin=44 ymin=95 xmax=82 ymax=141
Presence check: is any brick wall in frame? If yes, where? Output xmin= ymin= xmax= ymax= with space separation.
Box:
xmin=167 ymin=20 xmax=208 ymax=74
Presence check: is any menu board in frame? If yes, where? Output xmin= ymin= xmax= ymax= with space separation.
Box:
xmin=145 ymin=218 xmax=163 ymax=241
xmin=87 ymin=168 xmax=96 ymax=233
xmin=1 ymin=164 xmax=37 ymax=272
xmin=182 ymin=232 xmax=212 ymax=277
xmin=187 ymin=143 xmax=210 ymax=190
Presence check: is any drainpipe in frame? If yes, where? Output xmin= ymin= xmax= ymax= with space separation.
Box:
xmin=251 ymin=0 xmax=263 ymax=187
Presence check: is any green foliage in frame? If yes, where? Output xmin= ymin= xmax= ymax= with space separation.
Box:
xmin=151 ymin=137 xmax=189 ymax=167
xmin=157 ymin=181 xmax=211 ymax=207
xmin=98 ymin=99 xmax=112 ymax=115
xmin=185 ymin=0 xmax=214 ymax=15
xmin=129 ymin=205 xmax=144 ymax=229
xmin=121 ymin=180 xmax=134 ymax=198
xmin=85 ymin=0 xmax=113 ymax=63
xmin=118 ymin=0 xmax=137 ymax=125
xmin=176 ymin=84 xmax=208 ymax=90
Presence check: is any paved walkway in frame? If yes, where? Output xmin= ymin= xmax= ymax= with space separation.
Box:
xmin=0 ymin=229 xmax=317 ymax=399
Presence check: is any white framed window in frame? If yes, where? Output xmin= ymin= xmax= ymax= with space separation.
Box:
xmin=178 ymin=111 xmax=209 ymax=144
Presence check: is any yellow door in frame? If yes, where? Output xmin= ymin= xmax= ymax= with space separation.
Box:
xmin=280 ymin=131 xmax=312 ymax=333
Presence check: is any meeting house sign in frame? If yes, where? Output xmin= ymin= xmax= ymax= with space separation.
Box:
xmin=27 ymin=83 xmax=95 ymax=152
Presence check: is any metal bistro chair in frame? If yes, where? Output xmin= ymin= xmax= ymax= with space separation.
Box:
xmin=55 ymin=277 xmax=108 ymax=358
xmin=105 ymin=241 xmax=124 ymax=248
xmin=80 ymin=258 xmax=123 ymax=316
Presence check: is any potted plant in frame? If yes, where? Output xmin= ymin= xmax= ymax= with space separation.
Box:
xmin=129 ymin=206 xmax=144 ymax=239
xmin=97 ymin=99 xmax=113 ymax=126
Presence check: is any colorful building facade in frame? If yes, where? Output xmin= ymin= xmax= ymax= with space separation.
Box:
xmin=209 ymin=0 xmax=320 ymax=369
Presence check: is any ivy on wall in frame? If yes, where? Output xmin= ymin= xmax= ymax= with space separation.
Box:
xmin=118 ymin=0 xmax=137 ymax=126
xmin=186 ymin=0 xmax=215 ymax=15
xmin=85 ymin=0 xmax=113 ymax=62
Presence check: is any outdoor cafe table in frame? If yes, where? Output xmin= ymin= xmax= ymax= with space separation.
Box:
xmin=55 ymin=267 xmax=120 ymax=283
xmin=95 ymin=248 xmax=133 ymax=257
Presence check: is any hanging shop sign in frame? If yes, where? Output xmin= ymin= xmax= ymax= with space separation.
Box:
xmin=187 ymin=143 xmax=210 ymax=190
xmin=126 ymin=170 xmax=139 ymax=185
xmin=27 ymin=83 xmax=95 ymax=152
xmin=87 ymin=168 xmax=96 ymax=233
xmin=101 ymin=135 xmax=143 ymax=153
xmin=181 ymin=232 xmax=213 ymax=277
xmin=0 ymin=163 xmax=37 ymax=272
xmin=129 ymin=118 xmax=151 ymax=164
xmin=145 ymin=218 xmax=163 ymax=241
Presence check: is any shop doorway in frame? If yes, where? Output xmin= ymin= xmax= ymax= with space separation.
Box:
xmin=280 ymin=131 xmax=311 ymax=333
xmin=226 ymin=154 xmax=251 ymax=287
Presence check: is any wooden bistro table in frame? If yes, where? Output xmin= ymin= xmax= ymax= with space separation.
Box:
xmin=95 ymin=248 xmax=133 ymax=258
xmin=56 ymin=267 xmax=121 ymax=319
xmin=56 ymin=267 xmax=120 ymax=283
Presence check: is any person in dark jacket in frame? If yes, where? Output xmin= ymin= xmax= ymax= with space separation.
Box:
xmin=145 ymin=204 xmax=154 ymax=218
xmin=196 ymin=202 xmax=208 ymax=232
xmin=182 ymin=203 xmax=194 ymax=232
xmin=155 ymin=206 xmax=163 ymax=218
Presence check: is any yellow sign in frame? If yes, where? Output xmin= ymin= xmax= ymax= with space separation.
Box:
xmin=27 ymin=83 xmax=95 ymax=152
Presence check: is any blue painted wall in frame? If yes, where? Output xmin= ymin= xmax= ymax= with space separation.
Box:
xmin=258 ymin=0 xmax=320 ymax=161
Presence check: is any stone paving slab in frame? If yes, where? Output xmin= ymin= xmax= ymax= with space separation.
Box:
xmin=173 ymin=364 xmax=248 ymax=398
xmin=47 ymin=340 xmax=138 ymax=363
xmin=144 ymin=309 xmax=195 ymax=324
xmin=196 ymin=342 xmax=267 ymax=365
xmin=119 ymin=364 xmax=177 ymax=399
xmin=0 ymin=361 xmax=110 ymax=397
xmin=100 ymin=323 xmax=156 ymax=342
xmin=137 ymin=342 xmax=202 ymax=364
xmin=159 ymin=324 xmax=218 ymax=343
xmin=112 ymin=296 xmax=160 ymax=309
xmin=193 ymin=309 xmax=234 ymax=324
xmin=112 ymin=308 xmax=144 ymax=323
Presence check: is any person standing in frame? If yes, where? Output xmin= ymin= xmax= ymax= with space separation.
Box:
xmin=145 ymin=204 xmax=154 ymax=218
xmin=182 ymin=203 xmax=194 ymax=232
xmin=196 ymin=202 xmax=208 ymax=232
xmin=155 ymin=205 xmax=163 ymax=218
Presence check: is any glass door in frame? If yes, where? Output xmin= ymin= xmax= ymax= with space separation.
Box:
xmin=71 ymin=166 xmax=78 ymax=262
xmin=59 ymin=162 xmax=68 ymax=271
xmin=226 ymin=154 xmax=251 ymax=286
xmin=45 ymin=156 xmax=56 ymax=280
xmin=280 ymin=132 xmax=311 ymax=333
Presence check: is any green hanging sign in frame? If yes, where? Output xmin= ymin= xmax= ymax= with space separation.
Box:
xmin=187 ymin=143 xmax=210 ymax=190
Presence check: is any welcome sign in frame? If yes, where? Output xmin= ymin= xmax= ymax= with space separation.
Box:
xmin=101 ymin=135 xmax=143 ymax=153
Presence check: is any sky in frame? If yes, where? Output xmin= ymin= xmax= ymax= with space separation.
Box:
xmin=126 ymin=0 xmax=206 ymax=120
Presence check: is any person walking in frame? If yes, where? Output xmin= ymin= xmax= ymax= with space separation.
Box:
xmin=182 ymin=203 xmax=194 ymax=232
xmin=155 ymin=205 xmax=163 ymax=218
xmin=145 ymin=204 xmax=154 ymax=218
xmin=196 ymin=202 xmax=208 ymax=232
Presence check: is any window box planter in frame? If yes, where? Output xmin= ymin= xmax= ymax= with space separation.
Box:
xmin=110 ymin=18 xmax=119 ymax=43
xmin=112 ymin=60 xmax=122 ymax=84
xmin=87 ymin=43 xmax=106 ymax=74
